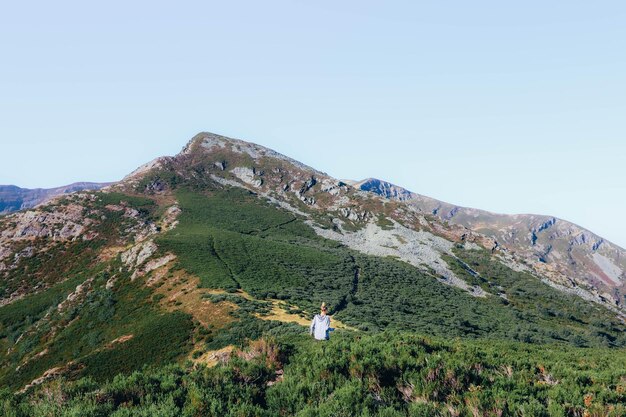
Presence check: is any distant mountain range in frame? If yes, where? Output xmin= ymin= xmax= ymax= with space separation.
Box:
xmin=0 ymin=183 xmax=110 ymax=214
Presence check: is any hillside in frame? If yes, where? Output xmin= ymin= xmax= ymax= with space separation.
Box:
xmin=353 ymin=178 xmax=626 ymax=309
xmin=1 ymin=132 xmax=626 ymax=415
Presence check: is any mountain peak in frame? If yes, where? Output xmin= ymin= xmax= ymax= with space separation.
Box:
xmin=179 ymin=132 xmax=243 ymax=155
xmin=178 ymin=132 xmax=326 ymax=176
xmin=353 ymin=178 xmax=416 ymax=201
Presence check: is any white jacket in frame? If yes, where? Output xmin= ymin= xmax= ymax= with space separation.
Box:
xmin=310 ymin=314 xmax=331 ymax=340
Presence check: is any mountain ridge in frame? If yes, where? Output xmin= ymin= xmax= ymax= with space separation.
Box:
xmin=112 ymin=133 xmax=626 ymax=310
xmin=351 ymin=177 xmax=625 ymax=302
xmin=354 ymin=177 xmax=624 ymax=251
xmin=2 ymin=133 xmax=623 ymax=308
xmin=102 ymin=132 xmax=626 ymax=311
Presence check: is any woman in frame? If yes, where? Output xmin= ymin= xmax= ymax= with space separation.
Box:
xmin=310 ymin=302 xmax=331 ymax=341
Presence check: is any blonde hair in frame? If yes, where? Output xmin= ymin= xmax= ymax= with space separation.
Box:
xmin=320 ymin=302 xmax=328 ymax=312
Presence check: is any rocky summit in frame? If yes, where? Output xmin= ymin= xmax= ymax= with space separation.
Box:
xmin=2 ymin=132 xmax=626 ymax=415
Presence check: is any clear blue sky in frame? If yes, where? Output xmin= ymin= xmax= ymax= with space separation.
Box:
xmin=1 ymin=1 xmax=625 ymax=248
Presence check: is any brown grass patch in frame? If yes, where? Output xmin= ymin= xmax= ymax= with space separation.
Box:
xmin=97 ymin=246 xmax=126 ymax=262
xmin=258 ymin=300 xmax=356 ymax=330
xmin=205 ymin=288 xmax=254 ymax=300
xmin=257 ymin=302 xmax=310 ymax=326
xmin=154 ymin=269 xmax=235 ymax=329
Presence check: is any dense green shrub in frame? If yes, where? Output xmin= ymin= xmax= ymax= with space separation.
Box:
xmin=5 ymin=332 xmax=626 ymax=416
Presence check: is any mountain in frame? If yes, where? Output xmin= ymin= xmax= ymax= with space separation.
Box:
xmin=353 ymin=178 xmax=626 ymax=307
xmin=2 ymin=132 xmax=626 ymax=415
xmin=0 ymin=182 xmax=111 ymax=214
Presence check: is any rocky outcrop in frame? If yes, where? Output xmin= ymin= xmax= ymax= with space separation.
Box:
xmin=0 ymin=203 xmax=93 ymax=241
xmin=310 ymin=218 xmax=485 ymax=297
xmin=230 ymin=167 xmax=263 ymax=187
xmin=188 ymin=132 xmax=326 ymax=176
xmin=348 ymin=178 xmax=414 ymax=201
xmin=121 ymin=241 xmax=158 ymax=269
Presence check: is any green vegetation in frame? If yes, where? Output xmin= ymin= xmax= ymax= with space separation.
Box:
xmin=335 ymin=251 xmax=626 ymax=348
xmin=79 ymin=310 xmax=193 ymax=382
xmin=0 ymin=193 xmax=192 ymax=390
xmin=197 ymin=292 xmax=302 ymax=350
xmin=4 ymin=332 xmax=626 ymax=416
xmin=446 ymin=247 xmax=626 ymax=347
xmin=0 ymin=275 xmax=85 ymax=355
xmin=157 ymin=188 xmax=355 ymax=308
xmin=0 ymin=265 xmax=195 ymax=390
xmin=157 ymin=187 xmax=626 ymax=348
xmin=92 ymin=192 xmax=156 ymax=211
xmin=0 ymin=239 xmax=103 ymax=301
